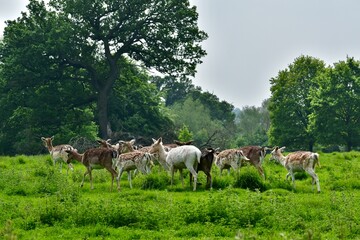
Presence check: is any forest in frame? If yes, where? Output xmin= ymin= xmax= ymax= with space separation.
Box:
xmin=0 ymin=0 xmax=359 ymax=156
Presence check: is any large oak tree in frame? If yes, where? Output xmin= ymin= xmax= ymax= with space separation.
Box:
xmin=1 ymin=0 xmax=207 ymax=138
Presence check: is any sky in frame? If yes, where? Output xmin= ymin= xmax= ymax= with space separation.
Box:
xmin=2 ymin=0 xmax=360 ymax=109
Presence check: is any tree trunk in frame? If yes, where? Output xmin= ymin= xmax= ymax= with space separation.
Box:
xmin=98 ymin=88 xmax=109 ymax=139
xmin=346 ymin=142 xmax=352 ymax=152
xmin=309 ymin=142 xmax=314 ymax=152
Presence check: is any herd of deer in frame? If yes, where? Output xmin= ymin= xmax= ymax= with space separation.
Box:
xmin=41 ymin=136 xmax=321 ymax=193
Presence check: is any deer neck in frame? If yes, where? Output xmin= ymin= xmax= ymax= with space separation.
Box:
xmin=157 ymin=144 xmax=168 ymax=162
xmin=46 ymin=142 xmax=54 ymax=153
xmin=276 ymin=153 xmax=287 ymax=167
xmin=72 ymin=151 xmax=83 ymax=162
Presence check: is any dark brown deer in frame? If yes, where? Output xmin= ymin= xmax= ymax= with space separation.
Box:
xmin=190 ymin=147 xmax=216 ymax=189
xmin=239 ymin=146 xmax=268 ymax=178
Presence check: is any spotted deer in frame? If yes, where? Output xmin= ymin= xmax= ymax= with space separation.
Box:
xmin=215 ymin=148 xmax=250 ymax=175
xmin=113 ymin=151 xmax=154 ymax=191
xmin=270 ymin=146 xmax=321 ymax=192
xmin=41 ymin=136 xmax=74 ymax=173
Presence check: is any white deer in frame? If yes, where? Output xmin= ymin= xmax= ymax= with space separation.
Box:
xmin=270 ymin=146 xmax=321 ymax=193
xmin=149 ymin=137 xmax=201 ymax=191
xmin=41 ymin=136 xmax=74 ymax=173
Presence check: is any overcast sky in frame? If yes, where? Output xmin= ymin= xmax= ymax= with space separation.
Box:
xmin=2 ymin=0 xmax=360 ymax=109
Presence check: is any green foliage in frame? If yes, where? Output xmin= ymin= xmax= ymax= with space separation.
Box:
xmin=150 ymin=75 xmax=196 ymax=106
xmin=177 ymin=124 xmax=193 ymax=142
xmin=109 ymin=62 xmax=175 ymax=142
xmin=310 ymin=57 xmax=360 ymax=151
xmin=139 ymin=171 xmax=170 ymax=190
xmin=235 ymin=99 xmax=270 ymax=146
xmin=269 ymin=55 xmax=326 ymax=150
xmin=0 ymin=0 xmax=207 ymax=151
xmin=170 ymin=96 xmax=235 ymax=149
xmin=233 ymin=167 xmax=267 ymax=192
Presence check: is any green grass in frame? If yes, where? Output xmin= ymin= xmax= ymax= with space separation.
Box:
xmin=1 ymin=152 xmax=360 ymax=239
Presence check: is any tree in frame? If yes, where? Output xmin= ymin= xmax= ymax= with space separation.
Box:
xmin=0 ymin=38 xmax=98 ymax=154
xmin=268 ymin=55 xmax=326 ymax=151
xmin=2 ymin=0 xmax=207 ymax=138
xmin=108 ymin=60 xmax=175 ymax=144
xmin=190 ymin=89 xmax=235 ymax=124
xmin=150 ymin=75 xmax=196 ymax=106
xmin=310 ymin=57 xmax=360 ymax=151
xmin=169 ymin=96 xmax=235 ymax=149
xmin=235 ymin=99 xmax=270 ymax=146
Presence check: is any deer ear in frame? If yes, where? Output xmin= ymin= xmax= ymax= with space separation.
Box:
xmin=41 ymin=137 xmax=45 ymax=141
xmin=51 ymin=136 xmax=55 ymax=141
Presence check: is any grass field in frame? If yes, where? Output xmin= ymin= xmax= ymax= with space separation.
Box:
xmin=1 ymin=152 xmax=360 ymax=239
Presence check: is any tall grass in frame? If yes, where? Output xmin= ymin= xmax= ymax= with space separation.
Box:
xmin=1 ymin=152 xmax=360 ymax=239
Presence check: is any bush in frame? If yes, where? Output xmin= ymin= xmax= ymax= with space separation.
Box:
xmin=212 ymin=175 xmax=233 ymax=189
xmin=140 ymin=172 xmax=169 ymax=190
xmin=233 ymin=167 xmax=267 ymax=192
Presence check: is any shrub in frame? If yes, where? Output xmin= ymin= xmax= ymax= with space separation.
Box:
xmin=140 ymin=172 xmax=169 ymax=190
xmin=212 ymin=175 xmax=233 ymax=189
xmin=233 ymin=167 xmax=267 ymax=192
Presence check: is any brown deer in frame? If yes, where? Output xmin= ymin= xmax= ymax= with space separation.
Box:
xmin=65 ymin=148 xmax=118 ymax=191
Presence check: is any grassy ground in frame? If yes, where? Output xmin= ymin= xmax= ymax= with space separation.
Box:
xmin=1 ymin=152 xmax=360 ymax=239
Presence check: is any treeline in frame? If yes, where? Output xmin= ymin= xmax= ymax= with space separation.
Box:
xmin=269 ymin=55 xmax=360 ymax=151
xmin=0 ymin=1 xmax=359 ymax=155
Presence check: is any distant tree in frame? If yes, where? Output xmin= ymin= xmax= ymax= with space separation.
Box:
xmin=269 ymin=55 xmax=326 ymax=151
xmin=190 ymin=89 xmax=235 ymax=124
xmin=1 ymin=0 xmax=207 ymax=139
xmin=177 ymin=124 xmax=193 ymax=142
xmin=150 ymin=75 xmax=196 ymax=106
xmin=310 ymin=57 xmax=360 ymax=151
xmin=169 ymin=96 xmax=234 ymax=149
xmin=235 ymin=99 xmax=270 ymax=146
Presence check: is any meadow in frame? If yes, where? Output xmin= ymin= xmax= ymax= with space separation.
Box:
xmin=1 ymin=151 xmax=360 ymax=239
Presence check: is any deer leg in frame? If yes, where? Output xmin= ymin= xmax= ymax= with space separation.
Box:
xmin=188 ymin=167 xmax=198 ymax=191
xmin=257 ymin=165 xmax=265 ymax=179
xmin=81 ymin=170 xmax=89 ymax=188
xmin=89 ymin=169 xmax=94 ymax=190
xmin=189 ymin=172 xmax=193 ymax=187
xmin=179 ymin=168 xmax=184 ymax=188
xmin=117 ymin=167 xmax=124 ymax=191
xmin=206 ymin=172 xmax=212 ymax=189
xmin=307 ymin=169 xmax=321 ymax=193
xmin=289 ymin=171 xmax=296 ymax=189
xmin=106 ymin=167 xmax=117 ymax=192
xmin=127 ymin=170 xmax=133 ymax=189
xmin=169 ymin=165 xmax=175 ymax=186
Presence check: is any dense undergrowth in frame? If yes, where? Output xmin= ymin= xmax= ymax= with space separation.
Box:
xmin=1 ymin=152 xmax=360 ymax=239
